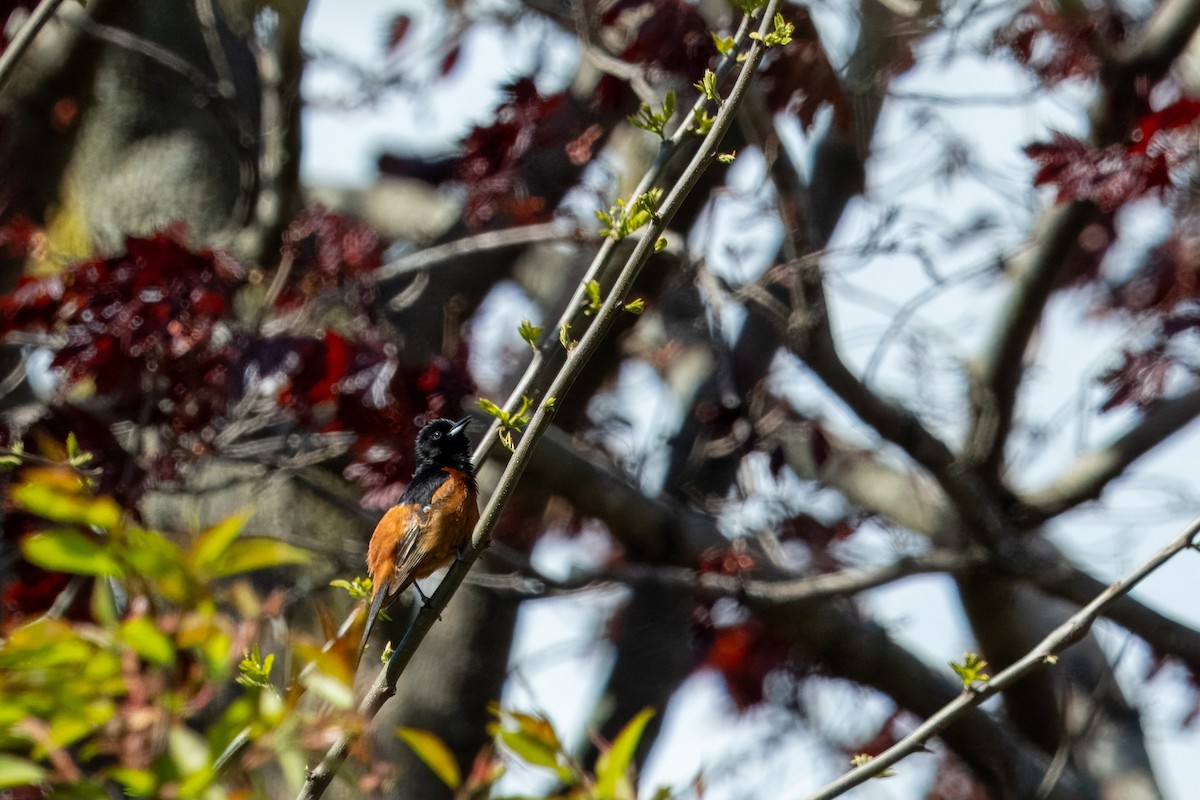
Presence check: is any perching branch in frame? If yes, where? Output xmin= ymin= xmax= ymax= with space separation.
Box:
xmin=807 ymin=514 xmax=1200 ymax=800
xmin=294 ymin=5 xmax=784 ymax=797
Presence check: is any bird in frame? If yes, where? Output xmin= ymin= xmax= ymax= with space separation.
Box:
xmin=356 ymin=417 xmax=478 ymax=667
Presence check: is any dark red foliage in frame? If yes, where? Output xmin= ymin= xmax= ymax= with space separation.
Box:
xmin=1025 ymin=132 xmax=1175 ymax=212
xmin=995 ymin=0 xmax=1130 ymax=85
xmin=925 ymin=752 xmax=994 ymax=800
xmin=696 ymin=542 xmax=756 ymax=577
xmin=1098 ymin=347 xmax=1172 ymax=412
xmin=457 ymin=78 xmax=580 ymax=230
xmin=704 ymin=621 xmax=790 ymax=709
xmin=761 ymin=11 xmax=853 ymax=133
xmin=1130 ymin=99 xmax=1200 ymax=155
xmin=602 ymin=0 xmax=710 ymax=79
xmin=0 ymin=233 xmax=241 ymax=436
xmin=779 ymin=513 xmax=858 ymax=572
xmin=278 ymin=207 xmax=383 ymax=309
xmin=385 ymin=14 xmax=411 ymax=53
xmin=0 ymin=206 xmax=474 ymax=501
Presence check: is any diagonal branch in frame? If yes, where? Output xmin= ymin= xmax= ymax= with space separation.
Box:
xmin=0 ymin=0 xmax=69 ymax=94
xmin=808 ymin=514 xmax=1200 ymax=800
xmin=964 ymin=202 xmax=1094 ymax=481
xmin=294 ymin=6 xmax=782 ymax=797
xmin=1017 ymin=385 xmax=1200 ymax=525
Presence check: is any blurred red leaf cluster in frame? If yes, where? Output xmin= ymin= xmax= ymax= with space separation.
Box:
xmin=703 ymin=621 xmax=790 ymax=710
xmin=994 ymin=0 xmax=1130 ymax=85
xmin=0 ymin=208 xmax=472 ymax=499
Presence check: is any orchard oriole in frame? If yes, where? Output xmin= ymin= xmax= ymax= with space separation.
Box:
xmin=357 ymin=417 xmax=478 ymax=665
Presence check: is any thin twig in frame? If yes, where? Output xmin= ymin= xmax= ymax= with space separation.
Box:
xmin=0 ymin=0 xmax=68 ymax=95
xmin=807 ymin=514 xmax=1200 ymax=800
xmin=294 ymin=6 xmax=783 ymax=797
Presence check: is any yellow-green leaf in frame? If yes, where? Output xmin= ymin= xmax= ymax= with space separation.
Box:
xmin=190 ymin=512 xmax=248 ymax=572
xmin=206 ymin=537 xmax=311 ymax=578
xmin=107 ymin=767 xmax=157 ymax=796
xmin=120 ymin=617 xmax=176 ymax=666
xmin=596 ymin=707 xmax=654 ymax=799
xmin=397 ymin=727 xmax=461 ymax=790
xmin=498 ymin=730 xmax=572 ymax=783
xmin=21 ymin=529 xmax=122 ymax=577
xmin=0 ymin=754 xmax=47 ymax=788
xmin=12 ymin=481 xmax=121 ymax=530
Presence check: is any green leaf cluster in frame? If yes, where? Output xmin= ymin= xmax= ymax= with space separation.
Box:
xmin=399 ymin=706 xmax=667 ymax=799
xmin=478 ymin=395 xmax=535 ymax=451
xmin=749 ymin=12 xmax=794 ymax=47
xmin=628 ymin=91 xmax=675 ymax=139
xmin=950 ymin=651 xmax=991 ymax=689
xmin=596 ymin=188 xmax=663 ymax=241
xmin=0 ymin=452 xmax=332 ymax=798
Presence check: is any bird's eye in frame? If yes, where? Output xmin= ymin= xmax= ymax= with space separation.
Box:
xmin=431 ymin=431 xmax=442 ymax=440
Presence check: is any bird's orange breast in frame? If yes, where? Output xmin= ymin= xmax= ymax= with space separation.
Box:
xmin=365 ymin=468 xmax=479 ymax=596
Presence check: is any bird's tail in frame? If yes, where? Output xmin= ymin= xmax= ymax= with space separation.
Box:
xmin=354 ymin=587 xmax=389 ymax=670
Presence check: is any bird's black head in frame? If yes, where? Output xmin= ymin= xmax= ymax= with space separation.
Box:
xmin=413 ymin=417 xmax=474 ymax=473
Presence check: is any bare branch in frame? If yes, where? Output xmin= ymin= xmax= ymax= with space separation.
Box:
xmin=808 ymin=514 xmax=1200 ymax=800
xmin=965 ymin=202 xmax=1094 ymax=480
xmin=1018 ymin=386 xmax=1200 ymax=524
xmin=0 ymin=0 xmax=69 ymax=95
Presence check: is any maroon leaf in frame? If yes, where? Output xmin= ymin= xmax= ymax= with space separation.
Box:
xmin=1025 ymin=132 xmax=1178 ymax=212
xmin=703 ymin=622 xmax=789 ymax=710
xmin=995 ymin=1 xmax=1129 ymax=85
xmin=385 ymin=14 xmax=411 ymax=53
xmin=761 ymin=11 xmax=854 ymax=133
xmin=1098 ymin=347 xmax=1172 ymax=412
xmin=1131 ymin=98 xmax=1200 ymax=155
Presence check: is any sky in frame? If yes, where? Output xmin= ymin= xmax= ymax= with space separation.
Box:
xmin=300 ymin=2 xmax=1200 ymax=798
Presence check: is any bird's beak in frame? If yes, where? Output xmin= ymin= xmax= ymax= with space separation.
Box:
xmin=449 ymin=417 xmax=471 ymax=437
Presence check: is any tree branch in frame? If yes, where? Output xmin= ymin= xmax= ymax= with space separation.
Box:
xmin=294 ymin=7 xmax=781 ymax=797
xmin=964 ymin=202 xmax=1094 ymax=480
xmin=0 ymin=0 xmax=68 ymax=94
xmin=1017 ymin=385 xmax=1200 ymax=524
xmin=807 ymin=514 xmax=1200 ymax=800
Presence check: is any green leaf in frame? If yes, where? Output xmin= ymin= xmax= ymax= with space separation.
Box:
xmin=330 ymin=576 xmax=372 ymax=601
xmin=302 ymin=671 xmax=354 ymax=710
xmin=694 ymin=69 xmax=720 ymax=102
xmin=477 ymin=396 xmax=506 ymax=419
xmin=13 ymin=482 xmax=122 ymax=531
xmin=654 ymin=235 xmax=668 ymax=251
xmin=623 ymin=298 xmax=645 ymax=315
xmin=65 ymin=432 xmax=92 ymax=467
xmin=21 ymin=529 xmax=122 ymax=577
xmin=119 ymin=617 xmax=175 ymax=666
xmin=850 ymin=753 xmax=895 ymax=777
xmin=397 ymin=728 xmax=462 ymax=790
xmin=190 ymin=512 xmax=248 ymax=572
xmin=559 ymin=323 xmax=577 ymax=353
xmin=628 ymin=91 xmax=676 ymax=140
xmin=518 ymin=319 xmax=542 ymax=349
xmin=596 ymin=708 xmax=655 ymax=799
xmin=718 ymin=151 xmax=737 ymax=164
xmin=498 ymin=730 xmax=572 ymax=783
xmin=206 ymin=537 xmax=311 ymax=578
xmin=949 ymin=652 xmax=990 ymax=689
xmin=584 ymin=280 xmax=603 ymax=315
xmin=692 ymin=107 xmax=716 ymax=136
xmin=712 ymin=32 xmax=736 ymax=55
xmin=237 ymin=648 xmax=274 ymax=689
xmin=107 ymin=767 xmax=157 ymax=796
xmin=0 ymin=754 xmax=47 ymax=788
xmin=749 ymin=12 xmax=794 ymax=47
